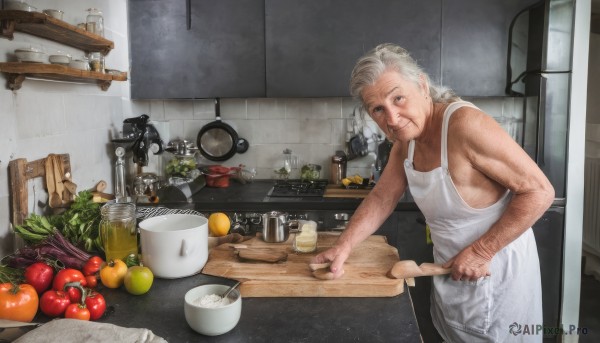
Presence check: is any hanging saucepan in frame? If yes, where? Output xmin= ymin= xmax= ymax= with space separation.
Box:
xmin=197 ymin=98 xmax=249 ymax=161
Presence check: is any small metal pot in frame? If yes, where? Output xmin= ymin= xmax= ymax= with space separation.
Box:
xmin=262 ymin=211 xmax=298 ymax=243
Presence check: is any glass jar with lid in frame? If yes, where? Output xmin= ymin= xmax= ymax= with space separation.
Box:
xmin=100 ymin=202 xmax=138 ymax=261
xmin=164 ymin=139 xmax=200 ymax=184
xmin=88 ymin=52 xmax=104 ymax=72
xmin=86 ymin=8 xmax=104 ymax=36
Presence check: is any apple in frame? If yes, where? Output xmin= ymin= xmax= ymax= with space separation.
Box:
xmin=124 ymin=266 xmax=154 ymax=295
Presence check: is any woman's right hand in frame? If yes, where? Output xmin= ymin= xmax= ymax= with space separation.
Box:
xmin=310 ymin=242 xmax=352 ymax=279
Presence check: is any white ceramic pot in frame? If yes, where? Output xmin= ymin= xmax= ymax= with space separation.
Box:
xmin=139 ymin=214 xmax=208 ymax=278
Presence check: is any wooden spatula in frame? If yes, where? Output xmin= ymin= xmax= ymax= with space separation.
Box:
xmin=46 ymin=155 xmax=60 ymax=208
xmin=236 ymin=248 xmax=288 ymax=263
xmin=52 ymin=155 xmax=64 ymax=205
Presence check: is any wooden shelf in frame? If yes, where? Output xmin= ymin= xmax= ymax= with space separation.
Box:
xmin=0 ymin=62 xmax=127 ymax=91
xmin=0 ymin=10 xmax=114 ymax=55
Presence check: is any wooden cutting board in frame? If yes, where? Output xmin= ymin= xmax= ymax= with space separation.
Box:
xmin=323 ymin=185 xmax=371 ymax=198
xmin=201 ymin=233 xmax=404 ymax=297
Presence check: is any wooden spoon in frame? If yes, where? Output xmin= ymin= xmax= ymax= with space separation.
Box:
xmin=57 ymin=158 xmax=77 ymax=199
xmin=236 ymin=248 xmax=288 ymax=263
xmin=387 ymin=260 xmax=451 ymax=279
xmin=89 ymin=180 xmax=107 ymax=193
xmin=52 ymin=155 xmax=64 ymax=205
xmin=46 ymin=155 xmax=60 ymax=208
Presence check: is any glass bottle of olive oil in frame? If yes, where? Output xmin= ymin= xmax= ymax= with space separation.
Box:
xmin=100 ymin=202 xmax=138 ymax=261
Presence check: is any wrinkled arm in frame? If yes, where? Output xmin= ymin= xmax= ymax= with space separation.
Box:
xmin=444 ymin=111 xmax=555 ymax=281
xmin=311 ymin=143 xmax=407 ymax=278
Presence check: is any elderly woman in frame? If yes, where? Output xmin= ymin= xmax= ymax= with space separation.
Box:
xmin=313 ymin=43 xmax=554 ymax=342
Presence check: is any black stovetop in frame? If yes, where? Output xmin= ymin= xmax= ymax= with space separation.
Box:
xmin=268 ymin=179 xmax=329 ymax=197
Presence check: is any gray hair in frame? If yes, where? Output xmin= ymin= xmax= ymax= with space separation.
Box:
xmin=350 ymin=43 xmax=460 ymax=105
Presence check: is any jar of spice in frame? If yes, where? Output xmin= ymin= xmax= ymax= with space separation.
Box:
xmin=88 ymin=52 xmax=104 ymax=73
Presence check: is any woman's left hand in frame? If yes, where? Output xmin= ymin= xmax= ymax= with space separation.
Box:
xmin=443 ymin=244 xmax=493 ymax=281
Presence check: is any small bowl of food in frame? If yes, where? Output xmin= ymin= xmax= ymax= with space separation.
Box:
xmin=69 ymin=58 xmax=90 ymax=71
xmin=184 ymin=284 xmax=242 ymax=336
xmin=43 ymin=9 xmax=64 ymax=20
xmin=49 ymin=51 xmax=71 ymax=65
xmin=15 ymin=47 xmax=47 ymax=63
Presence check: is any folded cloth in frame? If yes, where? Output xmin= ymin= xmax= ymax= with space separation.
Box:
xmin=14 ymin=319 xmax=167 ymax=343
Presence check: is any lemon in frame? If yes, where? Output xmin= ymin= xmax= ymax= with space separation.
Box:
xmin=208 ymin=212 xmax=231 ymax=236
xmin=353 ymin=175 xmax=364 ymax=184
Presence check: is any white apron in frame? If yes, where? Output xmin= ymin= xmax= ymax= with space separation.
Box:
xmin=403 ymin=102 xmax=542 ymax=342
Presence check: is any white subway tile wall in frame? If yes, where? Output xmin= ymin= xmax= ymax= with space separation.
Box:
xmin=0 ymin=0 xmax=130 ymax=257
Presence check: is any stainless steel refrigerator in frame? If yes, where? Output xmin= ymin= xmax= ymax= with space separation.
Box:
xmin=507 ymin=1 xmax=573 ymax=341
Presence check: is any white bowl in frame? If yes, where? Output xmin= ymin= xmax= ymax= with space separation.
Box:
xmin=49 ymin=54 xmax=71 ymax=65
xmin=184 ymin=284 xmax=242 ymax=336
xmin=5 ymin=1 xmax=36 ymax=11
xmin=15 ymin=48 xmax=47 ymax=63
xmin=43 ymin=9 xmax=64 ymax=20
xmin=139 ymin=214 xmax=208 ymax=278
xmin=69 ymin=59 xmax=90 ymax=70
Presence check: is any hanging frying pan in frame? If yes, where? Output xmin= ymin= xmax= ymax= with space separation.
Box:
xmin=197 ymin=98 xmax=249 ymax=161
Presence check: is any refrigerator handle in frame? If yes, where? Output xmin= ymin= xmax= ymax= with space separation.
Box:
xmin=536 ymin=75 xmax=547 ymax=166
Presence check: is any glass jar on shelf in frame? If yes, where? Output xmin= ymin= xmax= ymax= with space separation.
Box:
xmin=88 ymin=52 xmax=104 ymax=73
xmin=86 ymin=8 xmax=104 ymax=36
xmin=164 ymin=139 xmax=200 ymax=184
xmin=274 ymin=148 xmax=298 ymax=179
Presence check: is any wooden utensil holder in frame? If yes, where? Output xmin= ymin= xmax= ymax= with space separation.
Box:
xmin=8 ymin=154 xmax=72 ymax=226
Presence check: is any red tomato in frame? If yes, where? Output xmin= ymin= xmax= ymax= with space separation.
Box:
xmin=85 ymin=290 xmax=106 ymax=320
xmin=82 ymin=256 xmax=104 ymax=276
xmin=0 ymin=283 xmax=39 ymax=322
xmin=64 ymin=303 xmax=90 ymax=321
xmin=24 ymin=262 xmax=54 ymax=294
xmin=53 ymin=269 xmax=87 ymax=303
xmin=85 ymin=275 xmax=98 ymax=289
xmin=39 ymin=290 xmax=71 ymax=317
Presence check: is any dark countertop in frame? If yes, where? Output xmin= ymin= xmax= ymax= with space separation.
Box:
xmin=116 ymin=180 xmax=422 ymax=342
xmin=96 ymin=273 xmax=422 ymax=342
xmin=156 ymin=179 xmax=418 ymax=212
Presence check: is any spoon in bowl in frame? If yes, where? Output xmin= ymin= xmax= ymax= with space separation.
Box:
xmin=221 ymin=281 xmax=241 ymax=300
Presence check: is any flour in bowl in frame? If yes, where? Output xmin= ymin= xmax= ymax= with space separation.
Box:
xmin=194 ymin=294 xmax=231 ymax=308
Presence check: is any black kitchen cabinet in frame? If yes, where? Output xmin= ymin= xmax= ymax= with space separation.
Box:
xmin=440 ymin=0 xmax=540 ymax=96
xmin=264 ymin=0 xmax=442 ymax=97
xmin=128 ymin=0 xmax=265 ymax=99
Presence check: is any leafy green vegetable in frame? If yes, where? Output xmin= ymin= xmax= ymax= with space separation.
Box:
xmin=13 ymin=214 xmax=59 ymax=245
xmin=300 ymin=164 xmax=321 ymax=181
xmin=13 ymin=190 xmax=102 ymax=253
xmin=0 ymin=265 xmax=24 ymax=284
xmin=124 ymin=253 xmax=140 ymax=268
xmin=59 ymin=190 xmax=102 ymax=252
xmin=166 ymin=157 xmax=197 ymax=177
